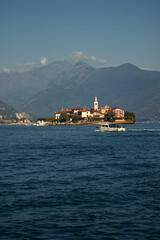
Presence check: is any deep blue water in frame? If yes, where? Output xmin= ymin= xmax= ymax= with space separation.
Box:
xmin=0 ymin=122 xmax=160 ymax=240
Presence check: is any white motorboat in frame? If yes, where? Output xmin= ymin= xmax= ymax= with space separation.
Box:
xmin=96 ymin=123 xmax=126 ymax=132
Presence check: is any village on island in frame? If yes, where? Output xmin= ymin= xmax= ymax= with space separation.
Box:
xmin=0 ymin=96 xmax=135 ymax=125
xmin=36 ymin=96 xmax=135 ymax=126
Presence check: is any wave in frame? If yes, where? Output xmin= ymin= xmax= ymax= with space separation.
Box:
xmin=136 ymin=121 xmax=160 ymax=124
xmin=128 ymin=129 xmax=160 ymax=132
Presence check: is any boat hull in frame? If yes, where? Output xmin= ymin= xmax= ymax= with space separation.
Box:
xmin=96 ymin=124 xmax=126 ymax=132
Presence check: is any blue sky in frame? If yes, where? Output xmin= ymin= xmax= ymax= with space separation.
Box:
xmin=1 ymin=0 xmax=160 ymax=72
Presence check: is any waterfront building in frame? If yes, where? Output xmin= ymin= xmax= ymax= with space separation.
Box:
xmin=113 ymin=107 xmax=124 ymax=118
xmin=100 ymin=105 xmax=112 ymax=114
xmin=94 ymin=96 xmax=98 ymax=110
xmin=54 ymin=96 xmax=125 ymax=122
xmin=78 ymin=108 xmax=91 ymax=118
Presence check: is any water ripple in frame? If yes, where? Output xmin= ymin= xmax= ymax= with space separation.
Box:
xmin=0 ymin=123 xmax=160 ymax=239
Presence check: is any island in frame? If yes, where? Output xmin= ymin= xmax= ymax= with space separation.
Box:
xmin=37 ymin=96 xmax=135 ymax=126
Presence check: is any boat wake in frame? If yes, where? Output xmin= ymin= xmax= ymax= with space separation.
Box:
xmin=128 ymin=129 xmax=160 ymax=132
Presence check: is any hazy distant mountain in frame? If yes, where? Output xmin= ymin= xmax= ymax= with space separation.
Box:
xmin=0 ymin=61 xmax=160 ymax=120
xmin=0 ymin=99 xmax=17 ymax=119
xmin=0 ymin=60 xmax=73 ymax=109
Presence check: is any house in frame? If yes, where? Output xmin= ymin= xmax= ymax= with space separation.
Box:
xmin=72 ymin=107 xmax=83 ymax=114
xmin=100 ymin=105 xmax=112 ymax=114
xmin=113 ymin=107 xmax=124 ymax=118
xmin=78 ymin=108 xmax=91 ymax=118
xmin=55 ymin=110 xmax=69 ymax=119
xmin=90 ymin=110 xmax=104 ymax=119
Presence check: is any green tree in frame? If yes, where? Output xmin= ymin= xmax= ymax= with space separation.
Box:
xmin=105 ymin=110 xmax=115 ymax=122
xmin=59 ymin=112 xmax=69 ymax=122
xmin=45 ymin=116 xmax=56 ymax=122
xmin=71 ymin=115 xmax=82 ymax=123
xmin=124 ymin=111 xmax=135 ymax=122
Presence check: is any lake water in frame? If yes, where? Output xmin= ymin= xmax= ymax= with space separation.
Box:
xmin=0 ymin=122 xmax=160 ymax=240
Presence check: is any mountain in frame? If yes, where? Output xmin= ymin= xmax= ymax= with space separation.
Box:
xmin=0 ymin=60 xmax=73 ymax=109
xmin=0 ymin=99 xmax=17 ymax=119
xmin=0 ymin=61 xmax=160 ymax=120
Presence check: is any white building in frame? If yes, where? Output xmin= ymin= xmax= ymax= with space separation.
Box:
xmin=94 ymin=96 xmax=98 ymax=110
xmin=78 ymin=108 xmax=91 ymax=118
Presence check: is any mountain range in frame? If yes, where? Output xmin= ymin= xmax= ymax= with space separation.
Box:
xmin=0 ymin=99 xmax=17 ymax=119
xmin=0 ymin=61 xmax=160 ymax=120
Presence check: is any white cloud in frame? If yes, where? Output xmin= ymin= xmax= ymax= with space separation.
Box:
xmin=16 ymin=58 xmax=48 ymax=72
xmin=141 ymin=67 xmax=153 ymax=71
xmin=3 ymin=68 xmax=11 ymax=73
xmin=70 ymin=51 xmax=98 ymax=62
xmin=90 ymin=56 xmax=96 ymax=61
xmin=40 ymin=57 xmax=47 ymax=65
xmin=70 ymin=51 xmax=107 ymax=64
xmin=16 ymin=61 xmax=36 ymax=72
xmin=24 ymin=62 xmax=36 ymax=66
xmin=70 ymin=51 xmax=89 ymax=61
xmin=16 ymin=63 xmax=25 ymax=72
xmin=98 ymin=59 xmax=107 ymax=64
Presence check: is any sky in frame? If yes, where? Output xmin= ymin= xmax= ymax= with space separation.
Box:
xmin=0 ymin=0 xmax=160 ymax=72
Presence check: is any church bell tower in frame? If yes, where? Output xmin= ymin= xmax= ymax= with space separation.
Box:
xmin=94 ymin=96 xmax=98 ymax=110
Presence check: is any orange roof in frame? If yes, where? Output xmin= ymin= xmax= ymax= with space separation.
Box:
xmin=72 ymin=107 xmax=83 ymax=110
xmin=78 ymin=109 xmax=91 ymax=112
xmin=67 ymin=114 xmax=77 ymax=117
xmin=83 ymin=108 xmax=91 ymax=111
xmin=55 ymin=110 xmax=70 ymax=114
xmin=112 ymin=107 xmax=124 ymax=110
xmin=91 ymin=110 xmax=97 ymax=113
xmin=101 ymin=105 xmax=111 ymax=109
xmin=91 ymin=110 xmax=104 ymax=114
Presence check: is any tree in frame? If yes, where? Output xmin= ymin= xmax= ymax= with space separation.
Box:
xmin=37 ymin=118 xmax=46 ymax=121
xmin=59 ymin=112 xmax=69 ymax=122
xmin=124 ymin=111 xmax=135 ymax=122
xmin=71 ymin=115 xmax=81 ymax=123
xmin=105 ymin=110 xmax=115 ymax=122
xmin=45 ymin=117 xmax=56 ymax=122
